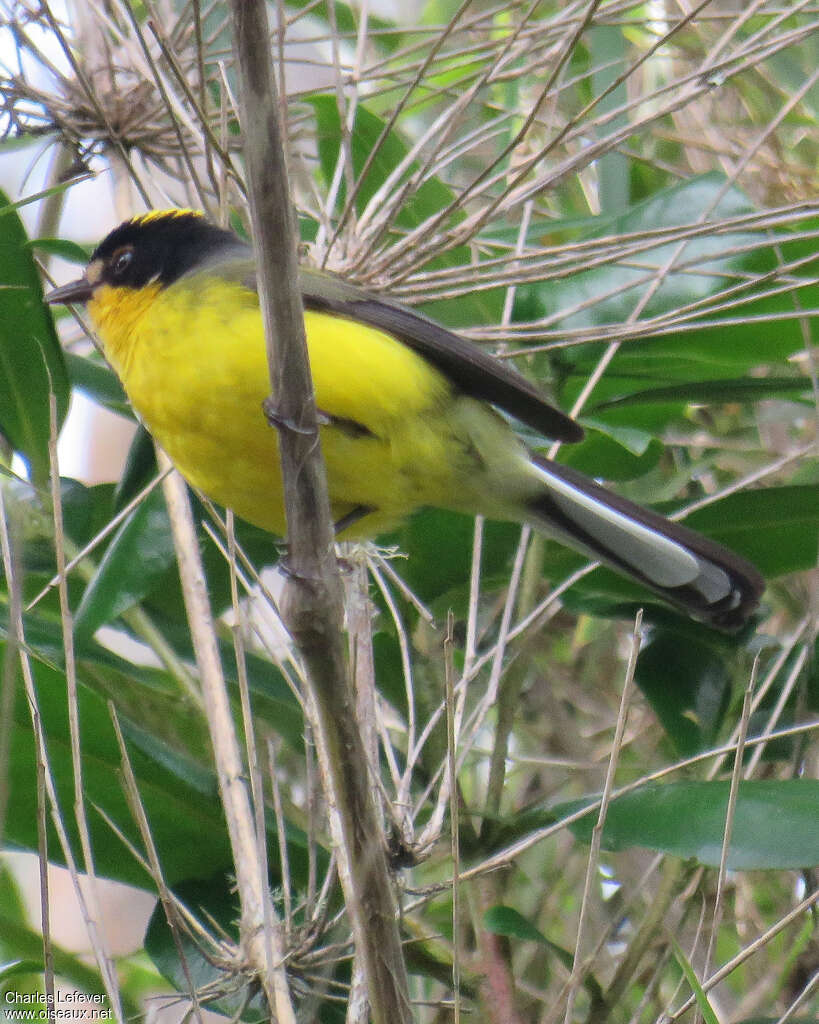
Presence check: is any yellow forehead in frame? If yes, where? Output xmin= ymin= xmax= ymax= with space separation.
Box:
xmin=131 ymin=208 xmax=201 ymax=226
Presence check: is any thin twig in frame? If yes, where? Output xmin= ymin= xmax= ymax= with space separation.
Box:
xmin=561 ymin=609 xmax=642 ymax=1023
xmin=698 ymin=659 xmax=758 ymax=1024
xmin=108 ymin=704 xmax=206 ymax=1024
xmin=445 ymin=611 xmax=461 ymax=1023
xmin=159 ymin=459 xmax=296 ymax=1024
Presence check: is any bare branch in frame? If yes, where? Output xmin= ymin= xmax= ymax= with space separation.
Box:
xmin=228 ymin=3 xmax=411 ymax=1020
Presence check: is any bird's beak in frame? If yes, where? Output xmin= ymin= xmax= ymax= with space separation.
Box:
xmin=45 ymin=276 xmax=94 ymax=305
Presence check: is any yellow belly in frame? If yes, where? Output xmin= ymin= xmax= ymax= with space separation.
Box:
xmin=88 ymin=277 xmax=527 ymax=537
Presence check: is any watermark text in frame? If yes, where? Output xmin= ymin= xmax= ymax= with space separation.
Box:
xmin=4 ymin=989 xmax=112 ymax=1021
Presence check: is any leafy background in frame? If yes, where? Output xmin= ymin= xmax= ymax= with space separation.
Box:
xmin=0 ymin=1 xmax=818 ymax=1022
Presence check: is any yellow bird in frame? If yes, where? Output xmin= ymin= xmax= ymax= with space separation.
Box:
xmin=47 ymin=209 xmax=763 ymax=629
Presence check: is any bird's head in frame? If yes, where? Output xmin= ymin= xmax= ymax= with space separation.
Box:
xmin=46 ymin=209 xmax=241 ymax=305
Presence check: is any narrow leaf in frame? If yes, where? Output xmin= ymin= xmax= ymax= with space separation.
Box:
xmin=562 ymin=780 xmax=819 ymax=869
xmin=0 ymin=189 xmax=69 ymax=482
xmin=73 ymin=487 xmax=176 ymax=643
xmin=669 ymin=935 xmax=720 ymax=1024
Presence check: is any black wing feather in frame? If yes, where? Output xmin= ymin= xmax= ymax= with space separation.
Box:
xmin=300 ymin=273 xmax=583 ymax=443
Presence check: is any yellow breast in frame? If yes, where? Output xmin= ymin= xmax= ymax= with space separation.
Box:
xmin=86 ymin=275 xmax=476 ymax=536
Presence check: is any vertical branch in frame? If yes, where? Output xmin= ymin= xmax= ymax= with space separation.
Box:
xmin=562 ymin=610 xmax=643 ymax=1023
xmin=0 ymin=501 xmax=56 ymax=1024
xmin=227 ymin=4 xmax=411 ymax=1022
xmin=444 ymin=612 xmax=461 ymax=1023
xmin=159 ymin=461 xmax=297 ymax=1024
xmin=48 ymin=390 xmax=122 ymax=1012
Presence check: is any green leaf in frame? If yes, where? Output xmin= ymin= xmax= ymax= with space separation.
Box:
xmin=11 ymin=478 xmax=117 ymax=582
xmin=145 ymin=871 xmax=341 ymax=1022
xmin=588 ymin=375 xmax=813 ymax=411
xmin=589 ymin=24 xmax=630 ymax=213
xmin=669 ymin=935 xmax=720 ymax=1024
xmin=113 ymin=425 xmax=156 ymax=510
xmin=144 ymin=876 xmax=268 ymax=1022
xmin=484 ymin=904 xmax=553 ymax=947
xmin=0 ymin=176 xmax=93 ymax=218
xmin=0 ymin=863 xmax=27 ymax=925
xmin=389 ymin=509 xmax=520 ymax=607
xmin=558 ymin=431 xmax=663 ymax=482
xmin=73 ymin=487 xmax=177 ymax=643
xmin=139 ymin=492 xmax=283 ymax=617
xmin=0 ymin=189 xmax=69 ymax=482
xmin=0 ymin=959 xmax=43 ymax=981
xmin=307 ymin=98 xmax=507 ymax=334
xmin=562 ymin=780 xmax=819 ymax=869
xmin=684 ymin=485 xmax=819 ymax=578
xmin=66 ymin=352 xmax=129 ymax=412
xmin=575 ymin=418 xmax=655 ymax=456
xmin=633 ymin=627 xmax=732 ymax=755
xmin=484 ymin=906 xmax=605 ymax=1006
xmin=308 ymin=94 xmax=459 ymax=234
xmin=526 ymin=174 xmax=758 ymax=332
xmin=527 ymin=175 xmax=819 ymax=425
xmin=28 ymin=237 xmax=91 ymax=264
xmin=306 ymin=95 xmax=501 ymax=332
xmin=4 ymin=651 xmax=235 ymax=890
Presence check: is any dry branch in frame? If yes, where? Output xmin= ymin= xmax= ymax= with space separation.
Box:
xmin=228 ymin=2 xmax=411 ymax=1021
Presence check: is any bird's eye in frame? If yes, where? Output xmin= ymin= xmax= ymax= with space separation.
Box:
xmin=111 ymin=248 xmax=134 ymax=278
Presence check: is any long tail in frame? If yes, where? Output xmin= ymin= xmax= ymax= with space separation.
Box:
xmin=526 ymin=454 xmax=764 ymax=630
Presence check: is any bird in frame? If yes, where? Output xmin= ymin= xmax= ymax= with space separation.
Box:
xmin=46 ymin=208 xmax=764 ymax=630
